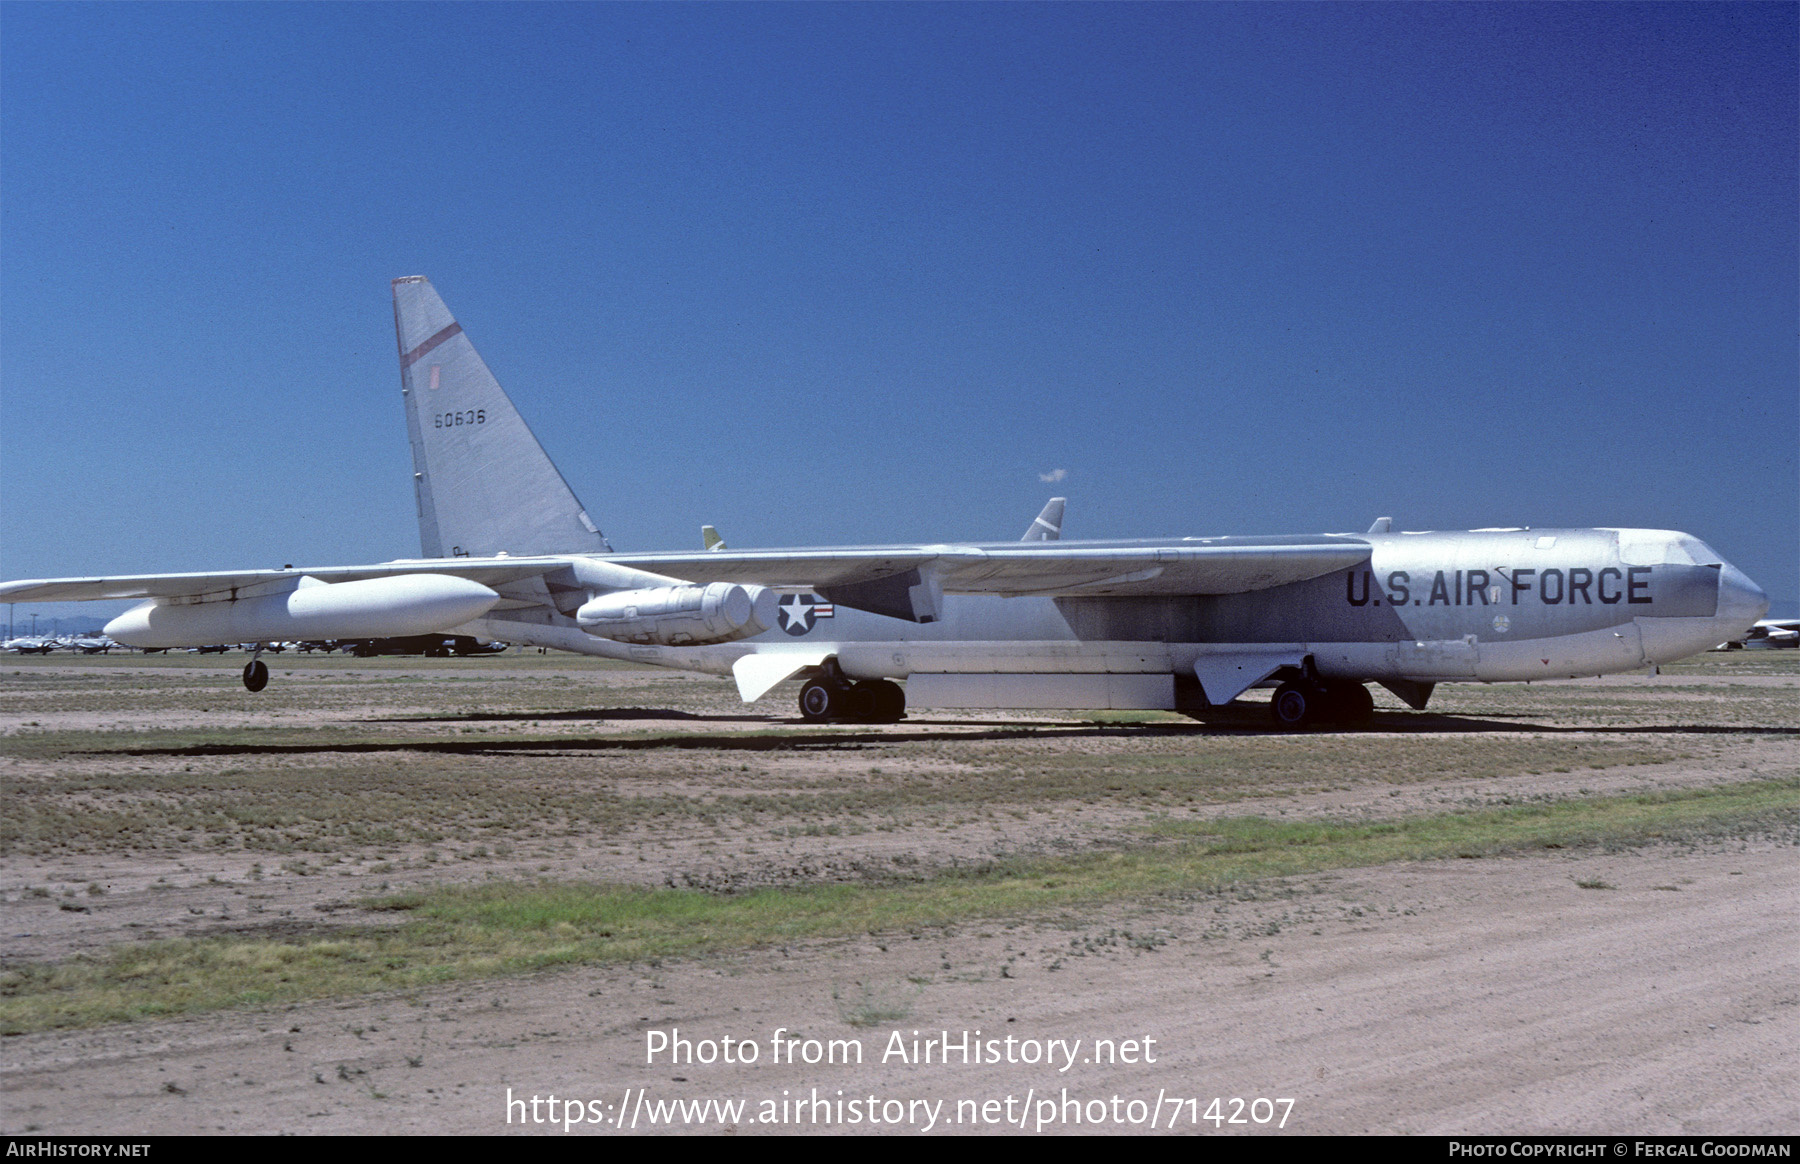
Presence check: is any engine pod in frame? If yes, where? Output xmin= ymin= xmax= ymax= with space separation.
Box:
xmin=576 ymin=583 xmax=777 ymax=646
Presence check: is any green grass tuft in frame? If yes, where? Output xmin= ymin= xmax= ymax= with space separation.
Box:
xmin=2 ymin=778 xmax=1791 ymax=1034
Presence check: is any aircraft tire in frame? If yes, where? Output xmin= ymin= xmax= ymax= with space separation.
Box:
xmin=1340 ymin=683 xmax=1375 ymax=723
xmin=1318 ymin=681 xmax=1375 ymax=724
xmin=1270 ymin=681 xmax=1315 ymax=729
xmin=844 ymin=682 xmax=878 ymax=722
xmin=799 ymin=678 xmax=841 ymax=723
xmin=242 ymin=659 xmax=269 ymax=693
xmin=867 ymin=679 xmax=906 ymax=723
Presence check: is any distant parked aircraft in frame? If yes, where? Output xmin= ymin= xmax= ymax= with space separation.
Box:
xmin=339 ymin=635 xmax=508 ymax=658
xmin=1735 ymin=618 xmax=1799 ymax=649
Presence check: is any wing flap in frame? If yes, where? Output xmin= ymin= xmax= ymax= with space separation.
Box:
xmin=608 ymin=549 xmax=941 ymax=590
xmin=945 ymin=543 xmax=1370 ymax=595
xmin=611 ymin=539 xmax=1370 ymax=598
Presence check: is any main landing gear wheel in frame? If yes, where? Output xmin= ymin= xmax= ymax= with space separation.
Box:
xmin=1273 ymin=680 xmax=1374 ymax=728
xmin=1330 ymin=682 xmax=1375 ymax=724
xmin=242 ymin=659 xmax=269 ymax=693
xmin=798 ymin=678 xmax=840 ymax=723
xmin=799 ymin=678 xmax=907 ymax=723
xmin=843 ymin=682 xmax=877 ymax=722
xmin=864 ymin=679 xmax=906 ymax=723
xmin=1270 ymin=680 xmax=1315 ymax=729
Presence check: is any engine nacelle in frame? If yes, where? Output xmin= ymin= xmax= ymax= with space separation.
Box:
xmin=576 ymin=583 xmax=777 ymax=646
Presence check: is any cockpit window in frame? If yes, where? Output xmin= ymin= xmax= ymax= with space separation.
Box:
xmin=1616 ymin=531 xmax=1722 ymax=566
xmin=1677 ymin=536 xmax=1722 ymax=566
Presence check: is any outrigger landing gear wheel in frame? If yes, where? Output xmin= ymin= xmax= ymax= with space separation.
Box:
xmin=242 ymin=659 xmax=269 ymax=693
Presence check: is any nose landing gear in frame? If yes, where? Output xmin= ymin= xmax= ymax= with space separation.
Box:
xmin=242 ymin=644 xmax=270 ymax=692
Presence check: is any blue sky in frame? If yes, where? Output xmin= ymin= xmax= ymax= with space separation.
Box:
xmin=3 ymin=2 xmax=1795 ymax=626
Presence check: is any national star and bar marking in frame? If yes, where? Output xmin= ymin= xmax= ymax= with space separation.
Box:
xmin=778 ymin=594 xmax=834 ymax=635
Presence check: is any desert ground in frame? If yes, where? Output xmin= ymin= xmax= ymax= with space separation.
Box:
xmin=2 ymin=650 xmax=1795 ymax=1135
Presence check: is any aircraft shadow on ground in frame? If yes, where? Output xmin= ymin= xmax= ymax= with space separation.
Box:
xmin=1340 ymin=714 xmax=1800 ymax=737
xmin=81 ymin=714 xmax=1800 ymax=760
xmin=380 ymin=708 xmax=771 ymax=725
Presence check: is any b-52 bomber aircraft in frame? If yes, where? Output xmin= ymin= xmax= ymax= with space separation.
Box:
xmin=1 ymin=278 xmax=1770 ymax=727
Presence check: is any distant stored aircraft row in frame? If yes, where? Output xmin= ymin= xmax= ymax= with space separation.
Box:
xmin=1734 ymin=618 xmax=1799 ymax=649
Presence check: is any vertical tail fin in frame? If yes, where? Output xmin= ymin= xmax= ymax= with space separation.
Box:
xmin=392 ymin=277 xmax=611 ymax=558
xmin=1022 ymin=497 xmax=1066 ymax=542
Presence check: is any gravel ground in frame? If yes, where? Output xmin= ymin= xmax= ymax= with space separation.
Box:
xmin=2 ymin=652 xmax=1795 ymax=1135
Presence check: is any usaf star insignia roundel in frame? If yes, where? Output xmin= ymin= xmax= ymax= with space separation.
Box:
xmin=778 ymin=593 xmax=835 ymax=636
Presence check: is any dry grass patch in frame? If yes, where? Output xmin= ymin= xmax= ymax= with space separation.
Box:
xmin=4 ymin=778 xmax=1791 ymax=1034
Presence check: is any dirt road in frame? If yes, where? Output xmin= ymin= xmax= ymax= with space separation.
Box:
xmin=2 ymin=653 xmax=1795 ymax=1134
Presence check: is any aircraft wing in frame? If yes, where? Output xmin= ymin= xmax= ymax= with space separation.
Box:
xmin=611 ymin=536 xmax=1371 ymax=598
xmin=0 ymin=559 xmax=580 ymax=604
xmin=2 ymin=537 xmax=1370 ymax=621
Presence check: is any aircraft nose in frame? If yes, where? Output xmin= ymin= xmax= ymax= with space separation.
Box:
xmin=1715 ymin=561 xmax=1769 ymax=636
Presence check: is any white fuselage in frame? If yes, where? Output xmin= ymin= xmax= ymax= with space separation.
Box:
xmin=464 ymin=527 xmax=1767 ymax=709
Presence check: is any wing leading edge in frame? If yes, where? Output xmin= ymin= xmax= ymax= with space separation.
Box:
xmin=2 ymin=537 xmax=1370 ymax=610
